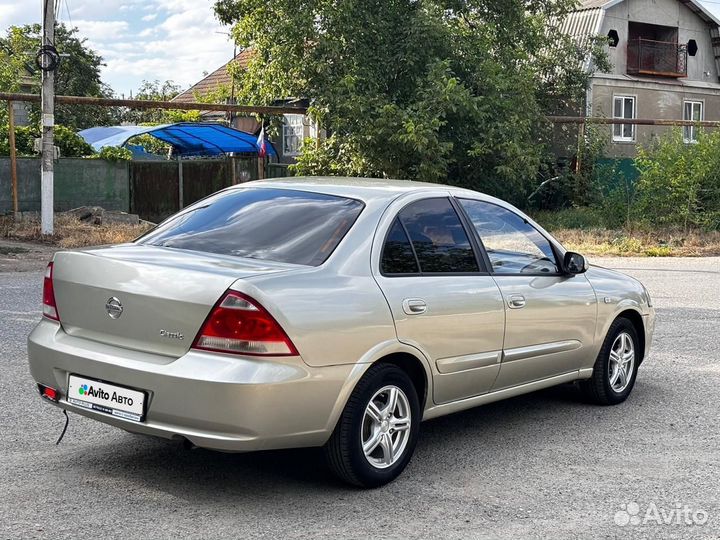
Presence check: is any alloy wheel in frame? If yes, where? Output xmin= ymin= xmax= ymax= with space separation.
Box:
xmin=609 ymin=332 xmax=635 ymax=393
xmin=361 ymin=385 xmax=412 ymax=469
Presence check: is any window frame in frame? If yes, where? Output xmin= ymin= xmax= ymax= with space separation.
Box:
xmin=683 ymin=100 xmax=704 ymax=144
xmin=612 ymin=95 xmax=637 ymax=143
xmin=455 ymin=197 xmax=565 ymax=278
xmin=282 ymin=114 xmax=305 ymax=157
xmin=378 ymin=197 xmax=489 ymax=278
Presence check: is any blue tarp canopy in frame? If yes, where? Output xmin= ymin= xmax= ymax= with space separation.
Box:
xmin=79 ymin=122 xmax=277 ymax=158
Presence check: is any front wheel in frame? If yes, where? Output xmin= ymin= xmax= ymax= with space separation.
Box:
xmin=324 ymin=364 xmax=421 ymax=488
xmin=580 ymin=318 xmax=640 ymax=405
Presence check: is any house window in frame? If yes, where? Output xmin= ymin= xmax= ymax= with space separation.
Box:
xmin=683 ymin=100 xmax=703 ymax=143
xmin=613 ymin=96 xmax=636 ymax=142
xmin=282 ymin=114 xmax=305 ymax=156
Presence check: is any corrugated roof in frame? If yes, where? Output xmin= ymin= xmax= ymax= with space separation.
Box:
xmin=78 ymin=123 xmax=277 ymax=158
xmin=578 ymin=0 xmax=615 ymax=9
xmin=172 ymin=49 xmax=253 ymax=104
xmin=559 ymin=7 xmax=604 ymax=45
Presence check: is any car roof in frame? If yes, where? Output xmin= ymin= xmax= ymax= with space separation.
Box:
xmin=241 ymin=176 xmax=483 ymax=203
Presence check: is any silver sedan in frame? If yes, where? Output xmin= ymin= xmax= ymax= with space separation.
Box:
xmin=28 ymin=178 xmax=654 ymax=487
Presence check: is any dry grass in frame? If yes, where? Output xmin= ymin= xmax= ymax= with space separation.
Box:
xmin=0 ymin=214 xmax=153 ymax=249
xmin=551 ymin=228 xmax=720 ymax=257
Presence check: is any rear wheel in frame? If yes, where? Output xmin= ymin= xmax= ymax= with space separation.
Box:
xmin=580 ymin=318 xmax=640 ymax=405
xmin=324 ymin=364 xmax=420 ymax=488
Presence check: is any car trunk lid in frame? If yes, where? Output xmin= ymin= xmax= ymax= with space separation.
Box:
xmin=51 ymin=244 xmax=299 ymax=357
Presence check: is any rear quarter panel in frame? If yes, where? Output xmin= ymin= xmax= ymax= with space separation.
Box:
xmin=235 ymin=194 xmax=405 ymax=369
xmin=238 ymin=269 xmax=400 ymax=368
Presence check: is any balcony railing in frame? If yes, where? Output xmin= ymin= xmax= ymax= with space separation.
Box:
xmin=627 ymin=38 xmax=688 ymax=78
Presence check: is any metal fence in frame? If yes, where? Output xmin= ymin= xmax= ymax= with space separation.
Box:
xmin=626 ymin=39 xmax=688 ymax=78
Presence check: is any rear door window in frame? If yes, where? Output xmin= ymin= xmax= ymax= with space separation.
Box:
xmin=395 ymin=198 xmax=479 ymax=274
xmin=381 ymin=218 xmax=420 ymax=275
xmin=138 ymin=188 xmax=364 ymax=266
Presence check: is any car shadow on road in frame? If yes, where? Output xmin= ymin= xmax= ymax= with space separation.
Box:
xmin=66 ymin=380 xmax=657 ymax=499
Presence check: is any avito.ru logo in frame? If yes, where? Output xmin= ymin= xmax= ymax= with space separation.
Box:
xmin=615 ymin=502 xmax=709 ymax=527
xmin=78 ymin=384 xmax=111 ymax=400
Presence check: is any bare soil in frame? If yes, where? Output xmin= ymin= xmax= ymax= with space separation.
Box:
xmin=0 ymin=239 xmax=57 ymax=272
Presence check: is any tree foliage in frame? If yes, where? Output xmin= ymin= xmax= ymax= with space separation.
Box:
xmin=214 ymin=0 xmax=606 ymax=205
xmin=91 ymin=146 xmax=133 ymax=161
xmin=0 ymin=123 xmax=94 ymax=157
xmin=0 ymin=24 xmax=116 ymax=129
xmin=634 ymin=129 xmax=720 ymax=231
xmin=121 ymin=79 xmax=202 ymax=125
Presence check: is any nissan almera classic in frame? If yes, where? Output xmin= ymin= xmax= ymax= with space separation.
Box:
xmin=28 ymin=177 xmax=654 ymax=487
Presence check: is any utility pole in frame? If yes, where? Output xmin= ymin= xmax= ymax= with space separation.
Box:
xmin=40 ymin=0 xmax=55 ymax=235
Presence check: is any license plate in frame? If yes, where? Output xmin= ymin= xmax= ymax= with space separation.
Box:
xmin=67 ymin=375 xmax=146 ymax=422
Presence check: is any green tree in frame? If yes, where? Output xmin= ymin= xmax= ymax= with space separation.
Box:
xmin=0 ymin=24 xmax=117 ymax=129
xmin=121 ymin=79 xmax=202 ymax=125
xmin=214 ymin=0 xmax=605 ymax=205
xmin=118 ymin=79 xmax=203 ymax=156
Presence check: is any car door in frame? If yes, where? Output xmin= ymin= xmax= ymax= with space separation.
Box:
xmin=457 ymin=198 xmax=598 ymax=390
xmin=373 ymin=195 xmax=506 ymax=405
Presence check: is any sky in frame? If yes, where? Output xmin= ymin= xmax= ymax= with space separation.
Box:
xmin=1 ymin=0 xmax=720 ymax=97
xmin=0 ymin=0 xmax=234 ymax=96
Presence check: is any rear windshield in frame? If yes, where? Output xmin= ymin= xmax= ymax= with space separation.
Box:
xmin=137 ymin=188 xmax=364 ymax=266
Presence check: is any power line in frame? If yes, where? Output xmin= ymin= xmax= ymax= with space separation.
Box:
xmin=63 ymin=0 xmax=74 ymax=29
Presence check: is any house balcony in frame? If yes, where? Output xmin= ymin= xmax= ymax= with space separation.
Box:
xmin=627 ymin=38 xmax=688 ymax=78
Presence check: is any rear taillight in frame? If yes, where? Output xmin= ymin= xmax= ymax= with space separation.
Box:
xmin=38 ymin=384 xmax=59 ymax=402
xmin=43 ymin=262 xmax=59 ymax=321
xmin=192 ymin=291 xmax=298 ymax=356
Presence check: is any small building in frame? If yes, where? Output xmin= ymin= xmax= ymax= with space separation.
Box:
xmin=172 ymin=51 xmax=316 ymax=164
xmin=564 ymin=0 xmax=720 ymax=156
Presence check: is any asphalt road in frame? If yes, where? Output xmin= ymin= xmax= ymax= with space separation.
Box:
xmin=1 ymin=257 xmax=719 ymax=539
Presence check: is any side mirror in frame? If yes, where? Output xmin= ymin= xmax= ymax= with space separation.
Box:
xmin=563 ymin=252 xmax=587 ymax=275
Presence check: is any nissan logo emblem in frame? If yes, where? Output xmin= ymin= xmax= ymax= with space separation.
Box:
xmin=105 ymin=297 xmax=123 ymax=319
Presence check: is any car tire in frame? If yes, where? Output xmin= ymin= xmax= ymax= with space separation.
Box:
xmin=580 ymin=317 xmax=641 ymax=406
xmin=324 ymin=363 xmax=421 ymax=488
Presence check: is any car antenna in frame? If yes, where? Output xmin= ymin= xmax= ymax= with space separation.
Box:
xmin=56 ymin=410 xmax=70 ymax=445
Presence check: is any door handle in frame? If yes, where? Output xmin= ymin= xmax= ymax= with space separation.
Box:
xmin=402 ymin=298 xmax=427 ymax=315
xmin=507 ymin=295 xmax=526 ymax=309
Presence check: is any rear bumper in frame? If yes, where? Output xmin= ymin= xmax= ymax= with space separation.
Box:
xmin=28 ymin=319 xmax=358 ymax=452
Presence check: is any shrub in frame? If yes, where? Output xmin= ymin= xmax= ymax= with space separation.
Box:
xmin=54 ymin=125 xmax=94 ymax=157
xmin=634 ymin=129 xmax=720 ymax=231
xmin=126 ymin=133 xmax=172 ymax=157
xmin=91 ymin=146 xmax=133 ymax=161
xmin=644 ymin=246 xmax=673 ymax=257
xmin=0 ymin=124 xmax=93 ymax=157
xmin=0 ymin=124 xmax=38 ymax=155
xmin=532 ymin=207 xmax=606 ymax=230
